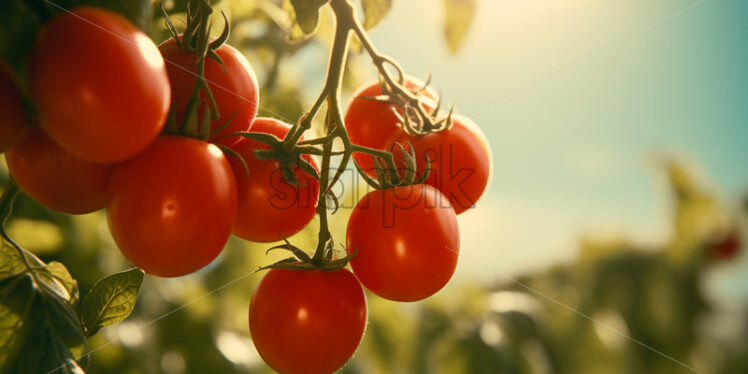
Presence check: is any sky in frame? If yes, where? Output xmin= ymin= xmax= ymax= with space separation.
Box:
xmin=356 ymin=0 xmax=748 ymax=287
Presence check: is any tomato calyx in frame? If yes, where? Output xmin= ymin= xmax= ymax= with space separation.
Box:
xmin=366 ymin=74 xmax=454 ymax=136
xmin=161 ymin=0 xmax=233 ymax=140
xmin=354 ymin=141 xmax=431 ymax=190
xmin=257 ymin=238 xmax=358 ymax=272
xmin=227 ymin=131 xmax=321 ymax=185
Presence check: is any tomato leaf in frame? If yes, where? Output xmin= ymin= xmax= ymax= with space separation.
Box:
xmin=0 ymin=273 xmax=89 ymax=374
xmin=443 ymin=0 xmax=475 ymax=54
xmin=362 ymin=0 xmax=392 ymax=30
xmin=80 ymin=268 xmax=144 ymax=337
xmin=287 ymin=0 xmax=329 ymax=35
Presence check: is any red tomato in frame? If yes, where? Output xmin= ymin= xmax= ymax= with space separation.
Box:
xmin=249 ymin=268 xmax=367 ymax=374
xmin=389 ymin=115 xmax=491 ymax=214
xmin=346 ymin=184 xmax=460 ymax=302
xmin=159 ymin=38 xmax=259 ymax=145
xmin=345 ymin=78 xmax=436 ymax=176
xmin=29 ymin=7 xmax=170 ymax=163
xmin=6 ymin=128 xmax=114 ymax=214
xmin=228 ymin=118 xmax=319 ymax=243
xmin=0 ymin=65 xmax=27 ymax=152
xmin=107 ymin=136 xmax=236 ymax=277
xmin=706 ymin=233 xmax=741 ymax=261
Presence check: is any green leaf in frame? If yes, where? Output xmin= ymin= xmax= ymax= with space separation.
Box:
xmin=288 ymin=0 xmax=329 ymax=35
xmin=0 ymin=274 xmax=89 ymax=374
xmin=362 ymin=0 xmax=392 ymax=30
xmin=42 ymin=262 xmax=81 ymax=308
xmin=443 ymin=0 xmax=475 ymax=54
xmin=0 ymin=243 xmax=26 ymax=280
xmin=80 ymin=268 xmax=144 ymax=337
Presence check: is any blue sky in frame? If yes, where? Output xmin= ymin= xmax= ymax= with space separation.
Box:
xmin=356 ymin=0 xmax=748 ymax=285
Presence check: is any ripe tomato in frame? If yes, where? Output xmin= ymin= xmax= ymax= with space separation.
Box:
xmin=107 ymin=136 xmax=236 ymax=277
xmin=5 ymin=128 xmax=114 ymax=214
xmin=706 ymin=233 xmax=741 ymax=261
xmin=346 ymin=184 xmax=460 ymax=302
xmin=29 ymin=7 xmax=170 ymax=163
xmin=0 ymin=65 xmax=27 ymax=153
xmin=389 ymin=115 xmax=492 ymax=214
xmin=228 ymin=118 xmax=319 ymax=243
xmin=159 ymin=38 xmax=259 ymax=145
xmin=249 ymin=268 xmax=367 ymax=374
xmin=345 ymin=78 xmax=436 ymax=176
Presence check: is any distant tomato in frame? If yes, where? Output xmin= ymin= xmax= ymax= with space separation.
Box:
xmin=107 ymin=136 xmax=236 ymax=277
xmin=0 ymin=65 xmax=27 ymax=153
xmin=345 ymin=78 xmax=436 ymax=176
xmin=29 ymin=7 xmax=170 ymax=163
xmin=346 ymin=184 xmax=460 ymax=302
xmin=228 ymin=118 xmax=319 ymax=243
xmin=159 ymin=38 xmax=259 ymax=145
xmin=389 ymin=115 xmax=491 ymax=214
xmin=706 ymin=233 xmax=741 ymax=261
xmin=6 ymin=128 xmax=113 ymax=214
xmin=250 ymin=268 xmax=367 ymax=374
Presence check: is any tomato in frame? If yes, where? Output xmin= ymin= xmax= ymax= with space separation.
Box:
xmin=5 ymin=128 xmax=113 ymax=214
xmin=159 ymin=38 xmax=259 ymax=145
xmin=107 ymin=136 xmax=236 ymax=277
xmin=389 ymin=115 xmax=491 ymax=214
xmin=0 ymin=65 xmax=27 ymax=153
xmin=228 ymin=118 xmax=319 ymax=243
xmin=345 ymin=78 xmax=436 ymax=176
xmin=29 ymin=7 xmax=170 ymax=163
xmin=346 ymin=184 xmax=460 ymax=301
xmin=706 ymin=233 xmax=741 ymax=261
xmin=249 ymin=268 xmax=367 ymax=374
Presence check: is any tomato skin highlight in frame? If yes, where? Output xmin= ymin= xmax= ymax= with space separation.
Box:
xmin=249 ymin=268 xmax=367 ymax=374
xmin=346 ymin=184 xmax=460 ymax=302
xmin=389 ymin=116 xmax=492 ymax=214
xmin=107 ymin=136 xmax=237 ymax=277
xmin=159 ymin=38 xmax=259 ymax=145
xmin=29 ymin=7 xmax=170 ymax=163
xmin=6 ymin=128 xmax=114 ymax=214
xmin=0 ymin=65 xmax=27 ymax=153
xmin=228 ymin=118 xmax=319 ymax=243
xmin=345 ymin=78 xmax=436 ymax=176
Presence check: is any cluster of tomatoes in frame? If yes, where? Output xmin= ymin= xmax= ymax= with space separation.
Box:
xmin=248 ymin=79 xmax=492 ymax=373
xmin=0 ymin=6 xmax=319 ymax=277
xmin=1 ymin=5 xmax=492 ymax=374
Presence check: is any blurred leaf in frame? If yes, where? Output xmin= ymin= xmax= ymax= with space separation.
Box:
xmin=59 ymin=0 xmax=153 ymax=31
xmin=7 ymin=218 xmax=64 ymax=255
xmin=443 ymin=0 xmax=475 ymax=54
xmin=288 ymin=0 xmax=328 ymax=34
xmin=0 ymin=0 xmax=47 ymax=69
xmin=0 ymin=274 xmax=88 ymax=374
xmin=81 ymin=268 xmax=144 ymax=337
xmin=362 ymin=0 xmax=391 ymax=30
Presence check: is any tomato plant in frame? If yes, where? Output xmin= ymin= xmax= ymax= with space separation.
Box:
xmin=345 ymin=78 xmax=436 ymax=176
xmin=5 ymin=128 xmax=114 ymax=214
xmin=29 ymin=7 xmax=170 ymax=163
xmin=159 ymin=37 xmax=259 ymax=145
xmin=346 ymin=184 xmax=460 ymax=301
xmin=228 ymin=118 xmax=319 ymax=243
xmin=249 ymin=268 xmax=367 ymax=374
xmin=389 ymin=115 xmax=492 ymax=214
xmin=0 ymin=64 xmax=27 ymax=153
xmin=107 ymin=136 xmax=237 ymax=277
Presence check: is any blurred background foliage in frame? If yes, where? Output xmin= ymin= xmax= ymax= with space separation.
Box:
xmin=2 ymin=0 xmax=748 ymax=373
